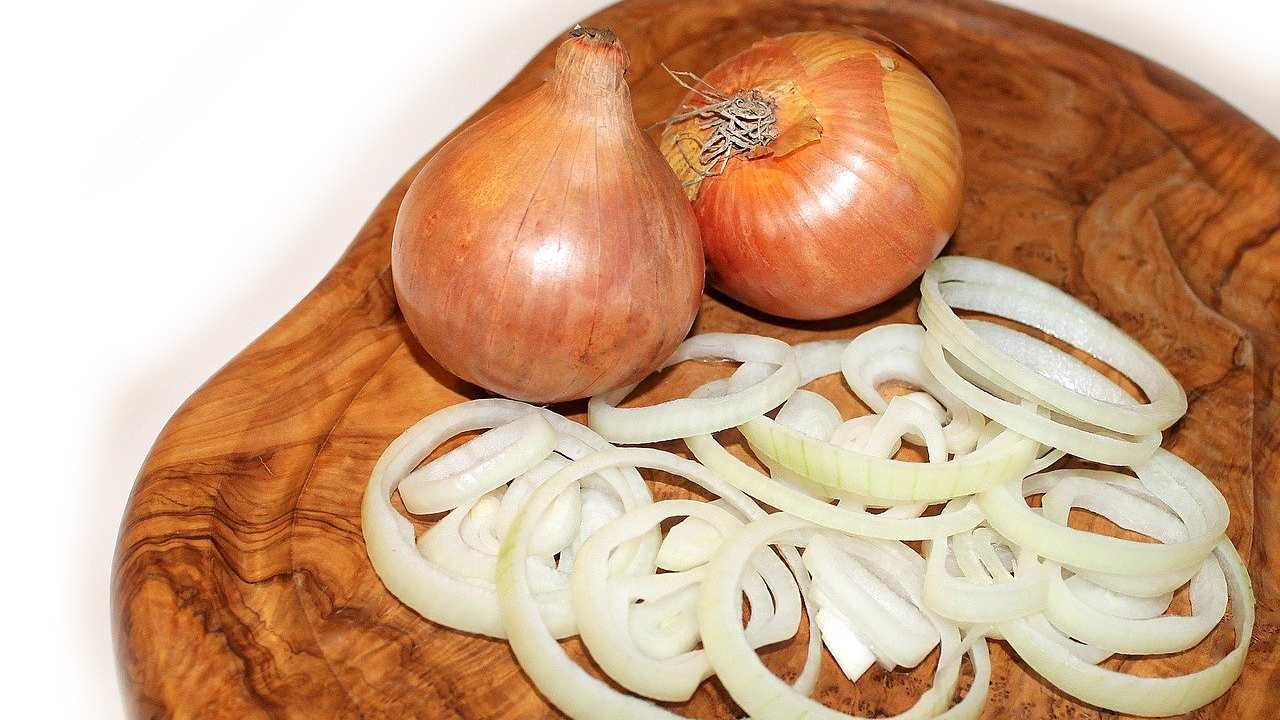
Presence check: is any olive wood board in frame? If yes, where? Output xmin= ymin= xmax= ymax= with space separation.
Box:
xmin=112 ymin=0 xmax=1280 ymax=717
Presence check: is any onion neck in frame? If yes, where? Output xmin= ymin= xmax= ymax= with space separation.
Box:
xmin=550 ymin=26 xmax=629 ymax=98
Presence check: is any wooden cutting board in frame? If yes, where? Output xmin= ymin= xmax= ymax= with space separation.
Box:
xmin=111 ymin=0 xmax=1280 ymax=717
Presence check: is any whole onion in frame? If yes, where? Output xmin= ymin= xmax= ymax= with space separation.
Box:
xmin=659 ymin=30 xmax=964 ymax=320
xmin=393 ymin=27 xmax=704 ymax=403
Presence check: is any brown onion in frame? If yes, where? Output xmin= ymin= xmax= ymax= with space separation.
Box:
xmin=393 ymin=28 xmax=704 ymax=403
xmin=659 ymin=30 xmax=963 ymax=320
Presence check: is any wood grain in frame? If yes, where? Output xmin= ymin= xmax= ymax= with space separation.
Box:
xmin=112 ymin=0 xmax=1280 ymax=717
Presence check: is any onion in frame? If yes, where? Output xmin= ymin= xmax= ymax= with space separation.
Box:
xmin=976 ymin=453 xmax=1229 ymax=577
xmin=361 ymin=399 xmax=655 ymax=638
xmin=918 ymin=256 xmax=1187 ymax=435
xmin=739 ymin=410 xmax=1038 ymax=504
xmin=921 ymin=335 xmax=1162 ymax=465
xmin=571 ymin=499 xmax=800 ymax=701
xmin=588 ymin=333 xmax=799 ymax=444
xmin=925 ymin=526 xmax=1047 ymax=625
xmin=698 ymin=513 xmax=990 ymax=719
xmin=494 ymin=448 xmax=822 ymax=719
xmin=392 ymin=27 xmax=703 ymax=402
xmin=657 ymin=29 xmax=963 ymax=319
xmin=841 ymin=324 xmax=985 ymax=453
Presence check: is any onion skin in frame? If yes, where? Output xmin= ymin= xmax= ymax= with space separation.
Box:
xmin=393 ymin=29 xmax=703 ymax=403
xmin=660 ymin=30 xmax=963 ymax=320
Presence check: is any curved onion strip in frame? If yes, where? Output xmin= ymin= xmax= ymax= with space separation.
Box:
xmin=950 ymin=530 xmax=1113 ymax=663
xmin=962 ymin=320 xmax=1135 ymax=404
xmin=1000 ymin=539 xmax=1253 ymax=716
xmin=842 ymin=324 xmax=985 ymax=453
xmin=572 ymin=499 xmax=800 ymax=701
xmin=924 ymin=527 xmax=1047 ymax=624
xmin=794 ymin=338 xmax=851 ymax=385
xmin=918 ymin=256 xmax=1186 ymax=434
xmin=832 ymin=397 xmax=947 ymax=520
xmin=765 ymin=389 xmax=947 ymax=517
xmin=588 ymin=333 xmax=800 ymax=444
xmin=363 ymin=406 xmax=569 ymax=637
xmin=920 ymin=334 xmax=1161 ymax=466
xmin=805 ymin=533 xmax=939 ymax=670
xmin=495 ymin=448 xmax=822 ymax=719
xmin=556 ymin=484 xmax=629 ymax=575
xmin=776 ymin=389 xmax=844 ymax=442
xmin=978 ymin=452 xmax=1229 ymax=576
xmin=399 ymin=413 xmax=558 ymax=513
xmin=417 ymin=479 xmax=579 ymax=588
xmin=739 ymin=411 xmax=1038 ymax=503
xmin=1044 ymin=557 xmax=1226 ymax=655
xmin=1063 ymin=575 xmax=1172 ymax=619
xmin=362 ymin=400 xmax=655 ymax=638
xmin=1072 ymin=565 xmax=1199 ymax=599
xmin=978 ymin=423 xmax=1065 ymax=481
xmin=699 ymin=513 xmax=990 ymax=720
xmin=687 ymin=432 xmax=985 ymax=540
xmin=763 ymin=390 xmax=848 ymax=499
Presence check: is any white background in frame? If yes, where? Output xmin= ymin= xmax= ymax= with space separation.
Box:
xmin=2 ymin=1 xmax=1276 ymax=716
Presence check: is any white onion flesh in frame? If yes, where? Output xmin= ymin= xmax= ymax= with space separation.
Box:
xmin=588 ymin=333 xmax=800 ymax=443
xmin=1001 ymin=540 xmax=1251 ymax=716
xmin=740 ymin=412 xmax=1039 ymax=504
xmin=362 ymin=399 xmax=654 ymax=638
xmin=918 ymin=255 xmax=1187 ymax=434
xmin=572 ymin=498 xmax=801 ymax=701
xmin=495 ymin=448 xmax=822 ymax=719
xmin=977 ymin=453 xmax=1229 ymax=576
xmin=841 ymin=324 xmax=985 ymax=453
xmin=699 ymin=513 xmax=990 ymax=720
xmin=921 ymin=334 xmax=1161 ymax=466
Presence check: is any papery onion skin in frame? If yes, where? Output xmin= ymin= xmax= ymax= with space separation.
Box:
xmin=393 ymin=28 xmax=704 ymax=403
xmin=659 ymin=30 xmax=963 ymax=320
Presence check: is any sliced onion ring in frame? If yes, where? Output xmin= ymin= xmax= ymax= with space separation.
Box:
xmin=920 ymin=334 xmax=1160 ymax=466
xmin=698 ymin=513 xmax=991 ymax=720
xmin=686 ymin=432 xmax=985 ymax=540
xmin=362 ymin=399 xmax=654 ymax=638
xmin=496 ymin=448 xmax=822 ymax=719
xmin=572 ymin=499 xmax=800 ymax=701
xmin=738 ymin=412 xmax=1038 ymax=504
xmin=1044 ymin=556 xmax=1226 ymax=655
xmin=925 ymin=526 xmax=1047 ymax=625
xmin=588 ymin=333 xmax=800 ymax=444
xmin=977 ymin=451 xmax=1229 ymax=577
xmin=1000 ymin=539 xmax=1253 ymax=716
xmin=842 ymin=324 xmax=985 ymax=453
xmin=918 ymin=255 xmax=1186 ymax=434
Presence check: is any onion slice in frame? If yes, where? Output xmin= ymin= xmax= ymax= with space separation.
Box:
xmin=698 ymin=513 xmax=991 ymax=720
xmin=362 ymin=399 xmax=654 ymax=638
xmin=588 ymin=333 xmax=800 ymax=444
xmin=918 ymin=255 xmax=1186 ymax=434
xmin=977 ymin=452 xmax=1229 ymax=577
xmin=739 ymin=412 xmax=1038 ymax=504
xmin=925 ymin=526 xmax=1047 ymax=625
xmin=495 ymin=448 xmax=822 ymax=719
xmin=1000 ymin=539 xmax=1253 ymax=716
xmin=1044 ymin=557 xmax=1226 ymax=655
xmin=842 ymin=324 xmax=985 ymax=453
xmin=572 ymin=499 xmax=801 ymax=701
xmin=920 ymin=334 xmax=1160 ymax=466
xmin=687 ymin=432 xmax=985 ymax=540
